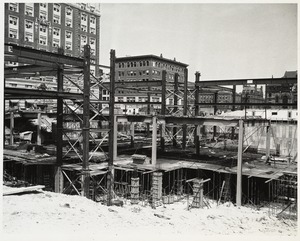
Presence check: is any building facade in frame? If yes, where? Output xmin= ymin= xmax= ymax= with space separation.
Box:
xmin=198 ymin=89 xmax=242 ymax=115
xmin=241 ymin=85 xmax=264 ymax=109
xmin=266 ymin=71 xmax=297 ymax=109
xmin=114 ymin=55 xmax=189 ymax=115
xmin=5 ymin=2 xmax=101 ymax=76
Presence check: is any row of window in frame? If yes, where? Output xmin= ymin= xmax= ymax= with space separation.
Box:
xmin=8 ymin=3 xmax=97 ymax=33
xmin=118 ymin=60 xmax=185 ymax=73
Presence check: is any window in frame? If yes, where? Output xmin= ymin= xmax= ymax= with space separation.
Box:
xmin=65 ymin=42 xmax=72 ymax=50
xmin=39 ymin=11 xmax=47 ymax=20
xmin=40 ymin=3 xmax=47 ymax=9
xmin=271 ymin=112 xmax=278 ymax=116
xmin=53 ymin=14 xmax=61 ymax=24
xmin=288 ymin=111 xmax=292 ymax=118
xmin=24 ymin=20 xmax=34 ymax=42
xmin=53 ymin=27 xmax=60 ymax=37
xmin=66 ymin=19 xmax=72 ymax=27
xmin=9 ymin=3 xmax=18 ymax=12
xmin=39 ymin=36 xmax=47 ymax=45
xmin=81 ymin=13 xmax=87 ymax=22
xmin=25 ymin=32 xmax=33 ymax=42
xmin=127 ymin=97 xmax=135 ymax=102
xmin=9 ymin=28 xmax=18 ymax=39
xmin=118 ymin=97 xmax=124 ymax=102
xmin=90 ymin=16 xmax=96 ymax=25
xmin=90 ymin=27 xmax=96 ymax=34
xmin=66 ymin=31 xmax=72 ymax=39
xmin=9 ymin=16 xmax=18 ymax=26
xmin=25 ymin=3 xmax=34 ymax=16
xmin=40 ymin=25 xmax=47 ymax=33
xmin=53 ymin=39 xmax=60 ymax=48
xmin=81 ymin=25 xmax=87 ymax=32
xmin=66 ymin=7 xmax=73 ymax=16
xmin=53 ymin=3 xmax=60 ymax=13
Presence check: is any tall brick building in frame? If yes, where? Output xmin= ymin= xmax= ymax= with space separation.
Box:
xmin=5 ymin=2 xmax=101 ymax=76
xmin=114 ymin=54 xmax=189 ymax=114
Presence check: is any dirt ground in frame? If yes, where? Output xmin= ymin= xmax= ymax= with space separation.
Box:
xmin=1 ymin=187 xmax=298 ymax=241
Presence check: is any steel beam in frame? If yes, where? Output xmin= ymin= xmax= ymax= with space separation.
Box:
xmin=5 ymin=55 xmax=58 ymax=68
xmin=5 ymin=87 xmax=83 ymax=100
xmin=196 ymin=77 xmax=297 ymax=86
xmin=6 ymin=43 xmax=84 ymax=67
xmin=195 ymin=102 xmax=297 ymax=107
xmin=194 ymin=72 xmax=200 ymax=155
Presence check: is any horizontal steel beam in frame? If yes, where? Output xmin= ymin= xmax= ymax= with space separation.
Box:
xmin=5 ymin=43 xmax=84 ymax=67
xmin=115 ymin=101 xmax=162 ymax=105
xmin=196 ymin=77 xmax=297 ymax=86
xmin=5 ymin=55 xmax=58 ymax=68
xmin=165 ymin=116 xmax=239 ymax=126
xmin=5 ymin=87 xmax=83 ymax=100
xmin=196 ymin=102 xmax=297 ymax=107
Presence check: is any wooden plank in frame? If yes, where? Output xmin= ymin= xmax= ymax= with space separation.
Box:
xmin=3 ymin=185 xmax=45 ymax=196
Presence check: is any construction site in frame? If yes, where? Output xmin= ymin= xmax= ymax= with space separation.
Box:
xmin=3 ymin=41 xmax=298 ymax=229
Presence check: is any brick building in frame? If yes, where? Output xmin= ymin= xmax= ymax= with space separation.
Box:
xmin=114 ymin=54 xmax=188 ymax=115
xmin=266 ymin=71 xmax=297 ymax=109
xmin=5 ymin=2 xmax=101 ymax=76
xmin=241 ymin=85 xmax=264 ymax=109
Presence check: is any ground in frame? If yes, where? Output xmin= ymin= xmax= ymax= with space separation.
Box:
xmin=1 ymin=188 xmax=298 ymax=241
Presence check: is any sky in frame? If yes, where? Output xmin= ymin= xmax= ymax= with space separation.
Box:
xmin=99 ymin=3 xmax=297 ymax=83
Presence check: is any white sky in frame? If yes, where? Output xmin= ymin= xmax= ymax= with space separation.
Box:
xmin=99 ymin=3 xmax=297 ymax=82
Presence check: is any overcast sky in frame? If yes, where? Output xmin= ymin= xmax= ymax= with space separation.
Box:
xmin=99 ymin=3 xmax=297 ymax=82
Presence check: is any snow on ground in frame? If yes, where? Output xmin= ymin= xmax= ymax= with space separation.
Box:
xmin=2 ymin=189 xmax=298 ymax=241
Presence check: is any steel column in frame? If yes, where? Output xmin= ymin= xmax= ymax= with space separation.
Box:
xmin=231 ymin=85 xmax=236 ymax=139
xmin=37 ymin=112 xmax=41 ymax=145
xmin=151 ymin=116 xmax=157 ymax=166
xmin=160 ymin=70 xmax=166 ymax=151
xmin=54 ymin=48 xmax=64 ymax=193
xmin=82 ymin=45 xmax=91 ymax=198
xmin=173 ymin=73 xmax=179 ymax=147
xmin=107 ymin=49 xmax=116 ymax=206
xmin=194 ymin=72 xmax=200 ymax=155
xmin=182 ymin=68 xmax=188 ymax=149
xmin=9 ymin=110 xmax=14 ymax=145
xmin=236 ymin=119 xmax=244 ymax=206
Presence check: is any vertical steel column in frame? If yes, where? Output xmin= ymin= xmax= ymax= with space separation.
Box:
xmin=55 ymin=48 xmax=64 ymax=193
xmin=194 ymin=72 xmax=200 ymax=156
xmin=151 ymin=116 xmax=157 ymax=166
xmin=113 ymin=115 xmax=118 ymax=160
xmin=147 ymin=89 xmax=151 ymax=137
xmin=37 ymin=112 xmax=41 ymax=145
xmin=107 ymin=49 xmax=116 ymax=206
xmin=98 ymin=85 xmax=103 ymax=138
xmin=213 ymin=92 xmax=218 ymax=138
xmin=182 ymin=68 xmax=188 ymax=150
xmin=231 ymin=85 xmax=236 ymax=139
xmin=82 ymin=45 xmax=91 ymax=198
xmin=173 ymin=73 xmax=179 ymax=147
xmin=130 ymin=122 xmax=135 ymax=147
xmin=236 ymin=119 xmax=244 ymax=206
xmin=160 ymin=70 xmax=166 ymax=152
xmin=9 ymin=110 xmax=14 ymax=145
xmin=266 ymin=122 xmax=271 ymax=159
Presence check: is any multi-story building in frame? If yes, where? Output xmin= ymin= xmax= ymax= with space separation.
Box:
xmin=241 ymin=85 xmax=264 ymax=109
xmin=5 ymin=3 xmax=101 ymax=76
xmin=114 ymin=54 xmax=189 ymax=115
xmin=266 ymin=71 xmax=297 ymax=109
xmin=198 ymin=88 xmax=242 ymax=115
